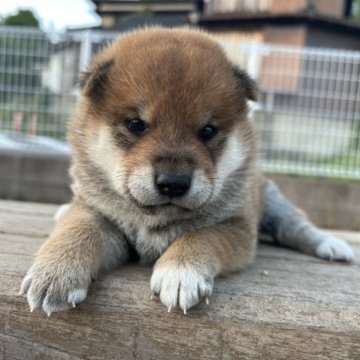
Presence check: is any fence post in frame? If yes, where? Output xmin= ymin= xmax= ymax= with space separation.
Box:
xmin=79 ymin=30 xmax=93 ymax=73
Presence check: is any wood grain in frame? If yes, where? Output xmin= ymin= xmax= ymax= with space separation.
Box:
xmin=0 ymin=200 xmax=359 ymax=359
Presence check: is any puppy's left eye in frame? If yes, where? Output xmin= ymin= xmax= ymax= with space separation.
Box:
xmin=198 ymin=125 xmax=218 ymax=142
xmin=126 ymin=118 xmax=148 ymax=135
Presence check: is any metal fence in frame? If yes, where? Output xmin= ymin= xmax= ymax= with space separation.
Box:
xmin=223 ymin=41 xmax=360 ymax=179
xmin=0 ymin=26 xmax=359 ymax=179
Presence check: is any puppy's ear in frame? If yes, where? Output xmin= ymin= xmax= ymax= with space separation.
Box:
xmin=78 ymin=58 xmax=114 ymax=98
xmin=233 ymin=67 xmax=259 ymax=102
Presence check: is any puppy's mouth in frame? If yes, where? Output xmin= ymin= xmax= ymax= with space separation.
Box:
xmin=125 ymin=187 xmax=192 ymax=215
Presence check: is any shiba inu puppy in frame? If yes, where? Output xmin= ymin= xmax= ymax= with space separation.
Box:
xmin=20 ymin=28 xmax=353 ymax=315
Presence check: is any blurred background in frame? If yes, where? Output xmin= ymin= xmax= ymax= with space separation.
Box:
xmin=0 ymin=0 xmax=359 ymax=230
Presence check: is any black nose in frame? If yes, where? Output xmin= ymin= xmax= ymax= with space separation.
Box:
xmin=156 ymin=173 xmax=191 ymax=198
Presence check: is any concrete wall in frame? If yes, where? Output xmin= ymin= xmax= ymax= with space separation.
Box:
xmin=0 ymin=151 xmax=71 ymax=204
xmin=269 ymin=174 xmax=360 ymax=231
xmin=1 ymin=152 xmax=359 ymax=230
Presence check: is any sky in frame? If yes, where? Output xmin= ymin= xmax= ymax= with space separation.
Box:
xmin=0 ymin=0 xmax=101 ymax=31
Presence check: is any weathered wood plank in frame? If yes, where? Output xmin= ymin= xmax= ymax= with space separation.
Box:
xmin=1 ymin=200 xmax=360 ymax=359
xmin=0 ymin=213 xmax=54 ymax=237
xmin=0 ymin=333 xmax=77 ymax=360
xmin=0 ymin=200 xmax=59 ymax=216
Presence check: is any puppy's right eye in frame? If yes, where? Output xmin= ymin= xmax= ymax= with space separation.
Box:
xmin=126 ymin=118 xmax=148 ymax=135
xmin=198 ymin=125 xmax=218 ymax=142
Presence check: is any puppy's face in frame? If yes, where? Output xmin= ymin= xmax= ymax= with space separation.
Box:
xmin=75 ymin=28 xmax=258 ymax=217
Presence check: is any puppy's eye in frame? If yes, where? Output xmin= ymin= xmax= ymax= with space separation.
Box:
xmin=126 ymin=118 xmax=148 ymax=135
xmin=198 ymin=125 xmax=218 ymax=142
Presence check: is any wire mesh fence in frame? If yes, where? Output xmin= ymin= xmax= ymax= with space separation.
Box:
xmin=223 ymin=41 xmax=360 ymax=179
xmin=0 ymin=26 xmax=359 ymax=179
xmin=0 ymin=27 xmax=114 ymax=155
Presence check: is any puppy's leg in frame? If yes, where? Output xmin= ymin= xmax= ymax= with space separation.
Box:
xmin=260 ymin=180 xmax=353 ymax=261
xmin=54 ymin=203 xmax=71 ymax=222
xmin=151 ymin=217 xmax=257 ymax=313
xmin=20 ymin=200 xmax=129 ymax=315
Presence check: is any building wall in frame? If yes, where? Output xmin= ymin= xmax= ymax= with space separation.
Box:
xmin=269 ymin=0 xmax=307 ymax=14
xmin=264 ymin=25 xmax=306 ymax=46
xmin=210 ymin=29 xmax=264 ymax=44
xmin=311 ymin=0 xmax=346 ymax=18
xmin=205 ymin=0 xmax=272 ymax=14
xmin=260 ymin=26 xmax=306 ymax=91
xmin=205 ymin=25 xmax=307 ymax=91
xmin=206 ymin=25 xmax=306 ymax=47
xmin=101 ymin=15 xmax=116 ymax=28
xmin=270 ymin=0 xmax=346 ymax=17
xmin=104 ymin=13 xmax=189 ymax=31
xmin=210 ymin=29 xmax=264 ymax=80
xmin=206 ymin=0 xmax=346 ymax=18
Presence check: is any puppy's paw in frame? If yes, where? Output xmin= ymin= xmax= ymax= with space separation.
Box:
xmin=20 ymin=263 xmax=91 ymax=315
xmin=150 ymin=264 xmax=214 ymax=314
xmin=315 ymin=235 xmax=354 ymax=262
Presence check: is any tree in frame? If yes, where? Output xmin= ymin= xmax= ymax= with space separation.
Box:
xmin=353 ymin=0 xmax=360 ymax=20
xmin=3 ymin=9 xmax=39 ymax=28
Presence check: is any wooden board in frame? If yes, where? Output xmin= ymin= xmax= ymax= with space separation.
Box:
xmin=0 ymin=200 xmax=359 ymax=359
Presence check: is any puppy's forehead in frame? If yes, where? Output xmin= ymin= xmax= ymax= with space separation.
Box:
xmin=114 ymin=28 xmax=228 ymax=68
xmin=109 ymin=29 xmax=236 ymax=103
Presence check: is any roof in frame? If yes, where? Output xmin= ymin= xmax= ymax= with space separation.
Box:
xmin=93 ymin=0 xmax=198 ymax=14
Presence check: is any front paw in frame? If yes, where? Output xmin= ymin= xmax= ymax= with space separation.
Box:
xmin=20 ymin=262 xmax=92 ymax=315
xmin=150 ymin=264 xmax=214 ymax=314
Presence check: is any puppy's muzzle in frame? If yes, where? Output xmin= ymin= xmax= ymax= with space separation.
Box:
xmin=156 ymin=173 xmax=191 ymax=198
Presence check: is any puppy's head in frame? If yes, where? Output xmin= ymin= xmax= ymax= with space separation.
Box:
xmin=73 ymin=28 xmax=258 ymax=217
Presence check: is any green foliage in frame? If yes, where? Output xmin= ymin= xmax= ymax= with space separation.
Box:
xmin=352 ymin=0 xmax=360 ymax=20
xmin=353 ymin=118 xmax=360 ymax=151
xmin=3 ymin=9 xmax=39 ymax=28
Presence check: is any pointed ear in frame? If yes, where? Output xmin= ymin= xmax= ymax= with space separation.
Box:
xmin=78 ymin=58 xmax=114 ymax=99
xmin=232 ymin=67 xmax=259 ymax=102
